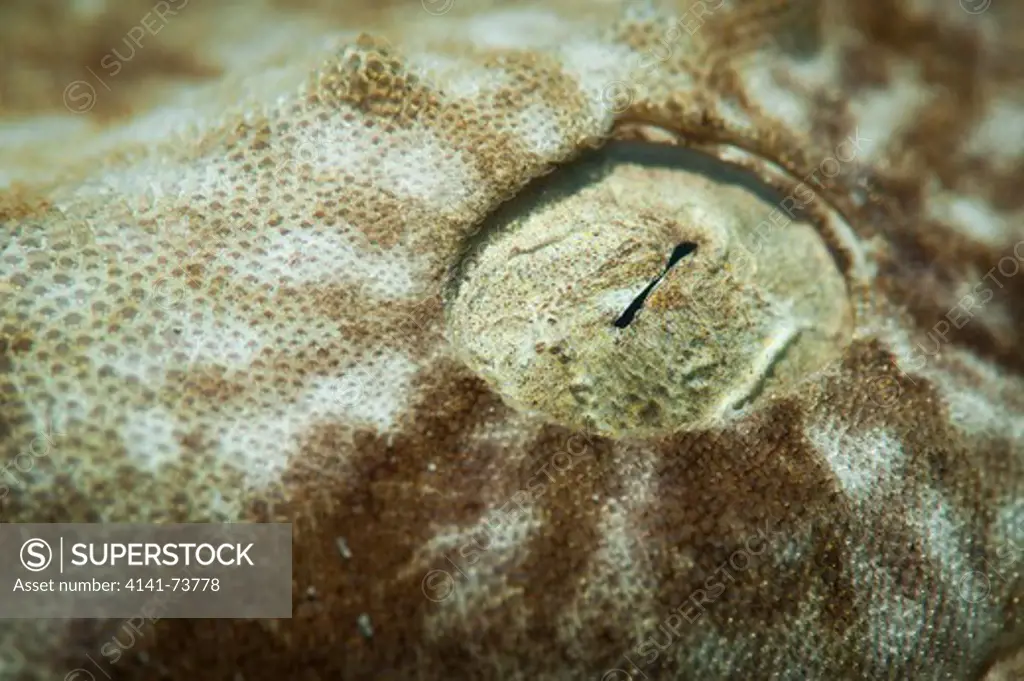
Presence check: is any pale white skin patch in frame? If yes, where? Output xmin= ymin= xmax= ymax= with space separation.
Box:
xmin=213 ymin=352 xmax=419 ymax=487
xmin=926 ymin=188 xmax=1017 ymax=248
xmin=558 ymin=445 xmax=660 ymax=648
xmin=465 ymin=8 xmax=574 ymax=50
xmin=230 ymin=229 xmax=423 ymax=299
xmin=991 ymin=499 xmax=1024 ymax=557
xmin=405 ymin=53 xmax=514 ymax=100
xmin=863 ymin=570 xmax=928 ymax=667
xmin=736 ymin=43 xmax=844 ymax=132
xmin=807 ymin=424 xmax=906 ymax=500
xmin=120 ymin=406 xmax=184 ymax=472
xmin=320 ymin=354 xmax=421 ymax=430
xmin=300 ymin=115 xmax=478 ymax=209
xmin=846 ymin=63 xmax=932 ymax=162
xmin=937 ymin=350 xmax=1024 ymax=441
xmin=910 ymin=487 xmax=972 ymax=581
xmin=406 ymin=508 xmax=541 ymax=644
xmin=966 ymin=94 xmax=1024 ymax=167
xmin=515 ymin=103 xmax=567 ymax=157
xmin=86 ymin=319 xmax=258 ymax=390
xmin=557 ymin=41 xmax=636 ymax=123
xmin=881 ymin=327 xmax=1024 ymax=441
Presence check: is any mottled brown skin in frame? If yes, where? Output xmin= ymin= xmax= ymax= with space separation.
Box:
xmin=0 ymin=0 xmax=220 ymax=119
xmin=1 ymin=1 xmax=1023 ymax=680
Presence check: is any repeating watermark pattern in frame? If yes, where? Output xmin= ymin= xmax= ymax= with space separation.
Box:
xmin=889 ymin=238 xmax=1024 ymax=387
xmin=959 ymin=0 xmax=992 ymax=14
xmin=600 ymin=516 xmax=781 ymax=680
xmin=954 ymin=536 xmax=1022 ymax=605
xmin=1 ymin=131 xmax=325 ymax=502
xmin=63 ymin=0 xmax=191 ymax=114
xmin=661 ymin=129 xmax=872 ymax=335
xmin=862 ymin=372 xmax=904 ymax=408
xmin=600 ymin=0 xmax=726 ymax=114
xmin=421 ymin=432 xmax=599 ymax=603
xmin=0 ymin=413 xmax=67 ymax=502
xmin=63 ymin=567 xmax=191 ymax=681
xmin=747 ymin=128 xmax=873 ymax=256
xmin=421 ymin=0 xmax=455 ymax=16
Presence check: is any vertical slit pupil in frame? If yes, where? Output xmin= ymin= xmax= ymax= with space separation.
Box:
xmin=613 ymin=241 xmax=698 ymax=329
xmin=665 ymin=241 xmax=698 ymax=269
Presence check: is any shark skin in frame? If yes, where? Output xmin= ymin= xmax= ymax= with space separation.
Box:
xmin=0 ymin=1 xmax=1023 ymax=679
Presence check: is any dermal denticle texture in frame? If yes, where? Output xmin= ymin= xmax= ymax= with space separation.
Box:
xmin=0 ymin=0 xmax=1022 ymax=679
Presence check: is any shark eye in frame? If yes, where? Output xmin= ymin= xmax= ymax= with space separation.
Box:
xmin=447 ymin=140 xmax=854 ymax=436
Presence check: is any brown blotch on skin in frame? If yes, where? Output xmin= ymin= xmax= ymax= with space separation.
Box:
xmin=111 ymin=359 xmax=512 ymax=680
xmin=495 ymin=426 xmax=613 ymax=662
xmin=311 ymin=34 xmax=445 ymax=128
xmin=0 ymin=187 xmax=51 ymax=226
xmin=2 ymin=2 xmax=1022 ymax=680
xmin=845 ymin=0 xmax=986 ymax=83
xmin=982 ymin=639 xmax=1024 ymax=681
xmin=0 ymin=0 xmax=220 ymax=120
xmin=877 ymin=237 xmax=1024 ymax=377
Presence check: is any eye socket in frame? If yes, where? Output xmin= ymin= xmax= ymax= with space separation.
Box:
xmin=613 ymin=241 xmax=698 ymax=329
xmin=447 ymin=140 xmax=854 ymax=436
